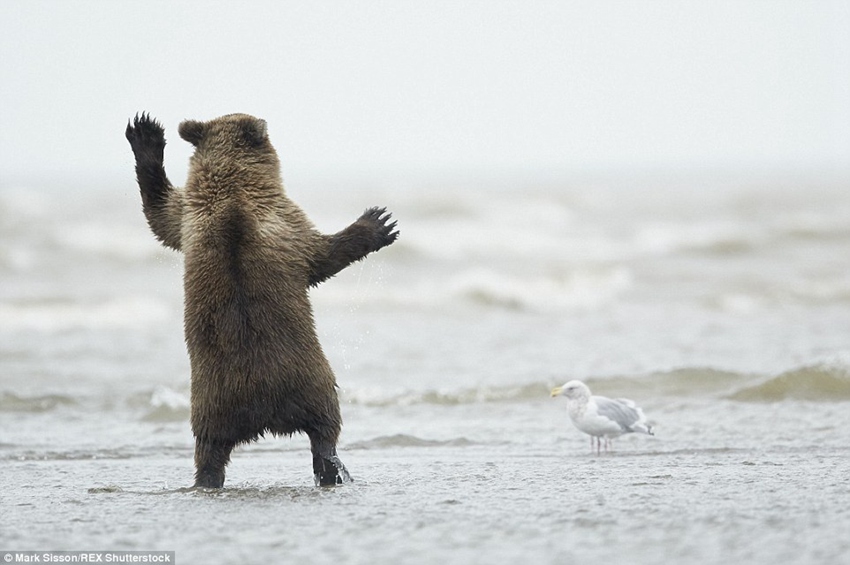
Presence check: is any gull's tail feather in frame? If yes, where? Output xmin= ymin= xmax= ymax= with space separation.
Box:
xmin=631 ymin=422 xmax=654 ymax=436
xmin=629 ymin=405 xmax=654 ymax=436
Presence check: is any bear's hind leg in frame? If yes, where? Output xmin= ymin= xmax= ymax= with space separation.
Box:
xmin=307 ymin=430 xmax=351 ymax=486
xmin=194 ymin=438 xmax=235 ymax=488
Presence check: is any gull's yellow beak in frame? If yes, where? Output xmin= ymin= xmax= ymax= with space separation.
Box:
xmin=550 ymin=386 xmax=563 ymax=397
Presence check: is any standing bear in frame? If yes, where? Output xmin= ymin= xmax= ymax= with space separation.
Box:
xmin=125 ymin=113 xmax=398 ymax=488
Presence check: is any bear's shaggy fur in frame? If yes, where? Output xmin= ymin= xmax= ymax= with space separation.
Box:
xmin=126 ymin=113 xmax=398 ymax=488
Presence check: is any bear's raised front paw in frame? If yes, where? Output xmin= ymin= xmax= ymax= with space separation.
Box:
xmin=359 ymin=206 xmax=399 ymax=251
xmin=125 ymin=112 xmax=166 ymax=161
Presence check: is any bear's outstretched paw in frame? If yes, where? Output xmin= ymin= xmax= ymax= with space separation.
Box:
xmin=125 ymin=112 xmax=166 ymax=162
xmin=313 ymin=455 xmax=352 ymax=487
xmin=359 ymin=207 xmax=399 ymax=251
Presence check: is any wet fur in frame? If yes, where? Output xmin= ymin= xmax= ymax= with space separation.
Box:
xmin=126 ymin=113 xmax=398 ymax=487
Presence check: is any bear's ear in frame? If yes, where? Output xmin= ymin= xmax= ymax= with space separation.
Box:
xmin=178 ymin=120 xmax=206 ymax=146
xmin=240 ymin=118 xmax=268 ymax=147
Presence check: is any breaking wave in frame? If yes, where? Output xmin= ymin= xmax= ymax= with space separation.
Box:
xmin=343 ymin=363 xmax=850 ymax=407
xmin=3 ymin=364 xmax=847 ymax=421
xmin=3 ymin=444 xmax=192 ymax=462
xmin=0 ymin=391 xmax=77 ymax=412
xmin=341 ymin=382 xmax=551 ymax=407
xmin=139 ymin=385 xmax=190 ymax=422
xmin=0 ymin=297 xmax=172 ymax=331
xmin=449 ymin=267 xmax=632 ymax=312
xmin=584 ymin=364 xmax=850 ymax=403
xmin=726 ymin=364 xmax=850 ymax=402
xmin=316 ymin=266 xmax=634 ymax=313
xmin=346 ymin=434 xmax=477 ymax=450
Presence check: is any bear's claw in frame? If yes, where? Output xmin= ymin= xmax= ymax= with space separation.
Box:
xmin=126 ymin=112 xmax=166 ymax=162
xmin=360 ymin=206 xmax=399 ymax=249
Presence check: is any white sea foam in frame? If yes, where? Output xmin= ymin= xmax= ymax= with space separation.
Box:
xmin=56 ymin=222 xmax=163 ymax=261
xmin=0 ymin=246 xmax=38 ymax=272
xmin=314 ymin=264 xmax=633 ymax=313
xmin=448 ymin=266 xmax=633 ymax=312
xmin=0 ymin=296 xmax=172 ymax=331
xmin=634 ymin=221 xmax=764 ymax=256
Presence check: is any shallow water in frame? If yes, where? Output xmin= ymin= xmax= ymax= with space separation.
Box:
xmin=2 ymin=176 xmax=850 ymax=563
xmin=5 ymin=426 xmax=850 ymax=564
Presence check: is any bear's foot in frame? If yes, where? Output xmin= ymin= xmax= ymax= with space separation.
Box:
xmin=193 ymin=438 xmax=233 ymax=489
xmin=193 ymin=472 xmax=225 ymax=489
xmin=313 ymin=454 xmax=352 ymax=487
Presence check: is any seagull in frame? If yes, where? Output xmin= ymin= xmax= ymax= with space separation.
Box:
xmin=551 ymin=380 xmax=654 ymax=454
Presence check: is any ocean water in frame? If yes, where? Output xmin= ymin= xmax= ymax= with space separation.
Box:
xmin=2 ymin=175 xmax=850 ymax=564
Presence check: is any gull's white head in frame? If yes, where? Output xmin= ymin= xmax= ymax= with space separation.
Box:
xmin=550 ymin=380 xmax=591 ymax=400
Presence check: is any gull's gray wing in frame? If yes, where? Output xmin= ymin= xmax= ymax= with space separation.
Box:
xmin=594 ymin=396 xmax=643 ymax=431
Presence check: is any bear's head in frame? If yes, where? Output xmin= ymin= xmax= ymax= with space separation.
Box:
xmin=178 ymin=114 xmax=276 ymax=166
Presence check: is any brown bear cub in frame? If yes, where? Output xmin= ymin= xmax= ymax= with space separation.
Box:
xmin=126 ymin=113 xmax=398 ymax=488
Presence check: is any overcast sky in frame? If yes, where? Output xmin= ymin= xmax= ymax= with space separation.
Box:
xmin=1 ymin=0 xmax=849 ymax=187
